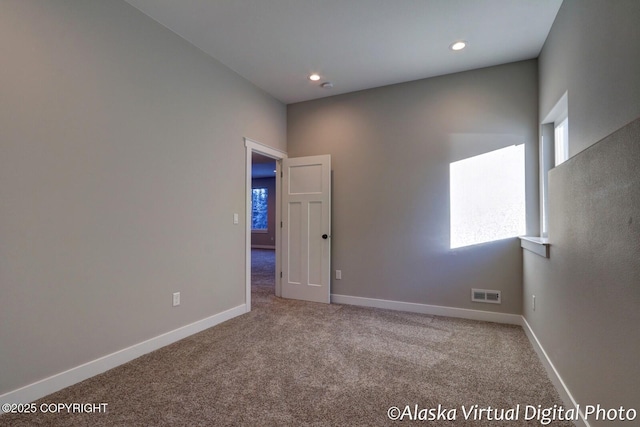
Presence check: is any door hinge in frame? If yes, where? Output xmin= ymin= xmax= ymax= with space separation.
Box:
xmin=281 ymin=221 xmax=283 ymax=228
xmin=280 ymin=171 xmax=283 ymax=178
xmin=280 ymin=272 xmax=283 ymax=278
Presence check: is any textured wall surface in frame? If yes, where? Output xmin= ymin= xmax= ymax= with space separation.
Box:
xmin=528 ymin=1 xmax=640 ymax=422
xmin=524 ymin=118 xmax=640 ymax=421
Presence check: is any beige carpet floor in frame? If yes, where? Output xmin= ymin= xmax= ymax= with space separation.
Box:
xmin=1 ymin=256 xmax=573 ymax=426
xmin=250 ymin=248 xmax=276 ymax=291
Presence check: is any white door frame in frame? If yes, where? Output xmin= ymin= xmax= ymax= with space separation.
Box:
xmin=244 ymin=137 xmax=287 ymax=312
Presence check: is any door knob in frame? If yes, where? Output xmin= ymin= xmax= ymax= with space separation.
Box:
xmin=322 ymin=234 xmax=329 ymax=239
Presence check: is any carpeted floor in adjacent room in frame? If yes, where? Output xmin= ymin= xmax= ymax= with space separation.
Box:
xmin=1 ymin=249 xmax=573 ymax=426
xmin=251 ymin=248 xmax=276 ymax=295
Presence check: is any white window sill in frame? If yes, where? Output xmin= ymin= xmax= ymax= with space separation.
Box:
xmin=519 ymin=236 xmax=550 ymax=258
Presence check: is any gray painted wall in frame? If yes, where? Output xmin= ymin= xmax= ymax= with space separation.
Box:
xmin=539 ymin=0 xmax=640 ymax=156
xmin=526 ymin=0 xmax=640 ymax=422
xmin=0 ymin=0 xmax=285 ymax=395
xmin=288 ymin=60 xmax=539 ymax=315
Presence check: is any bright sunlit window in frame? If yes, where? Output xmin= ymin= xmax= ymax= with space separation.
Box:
xmin=450 ymin=145 xmax=526 ymax=249
xmin=554 ymin=117 xmax=569 ymax=166
xmin=541 ymin=92 xmax=568 ymax=236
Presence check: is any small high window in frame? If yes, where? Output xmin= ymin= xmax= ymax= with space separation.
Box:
xmin=540 ymin=92 xmax=568 ymax=236
xmin=554 ymin=117 xmax=569 ymax=166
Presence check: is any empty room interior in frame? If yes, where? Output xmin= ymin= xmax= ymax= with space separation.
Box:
xmin=1 ymin=1 xmax=638 ymax=426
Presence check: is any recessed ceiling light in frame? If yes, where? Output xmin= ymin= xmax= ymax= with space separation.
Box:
xmin=309 ymin=74 xmax=321 ymax=81
xmin=450 ymin=41 xmax=466 ymax=51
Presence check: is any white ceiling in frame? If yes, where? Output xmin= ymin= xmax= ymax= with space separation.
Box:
xmin=124 ymin=0 xmax=563 ymax=104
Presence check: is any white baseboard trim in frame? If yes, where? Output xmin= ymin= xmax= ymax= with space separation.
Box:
xmin=520 ymin=316 xmax=588 ymax=427
xmin=330 ymin=294 xmax=522 ymax=325
xmin=0 ymin=304 xmax=246 ymax=405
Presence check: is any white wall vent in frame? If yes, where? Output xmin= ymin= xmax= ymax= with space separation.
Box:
xmin=471 ymin=288 xmax=501 ymax=304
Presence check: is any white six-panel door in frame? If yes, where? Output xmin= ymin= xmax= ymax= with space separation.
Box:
xmin=281 ymin=155 xmax=331 ymax=303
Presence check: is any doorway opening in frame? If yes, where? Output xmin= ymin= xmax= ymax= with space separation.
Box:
xmin=244 ymin=138 xmax=286 ymax=312
xmin=251 ymin=152 xmax=276 ymax=301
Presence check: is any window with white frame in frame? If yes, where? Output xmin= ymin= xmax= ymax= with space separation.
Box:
xmin=540 ymin=92 xmax=568 ymax=236
xmin=450 ymin=145 xmax=526 ymax=249
xmin=554 ymin=117 xmax=569 ymax=166
xmin=251 ymin=188 xmax=268 ymax=232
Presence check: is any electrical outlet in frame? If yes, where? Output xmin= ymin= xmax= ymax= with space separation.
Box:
xmin=532 ymin=295 xmax=536 ymax=311
xmin=173 ymin=292 xmax=180 ymax=307
xmin=335 ymin=270 xmax=342 ymax=280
